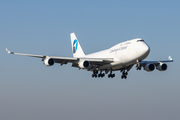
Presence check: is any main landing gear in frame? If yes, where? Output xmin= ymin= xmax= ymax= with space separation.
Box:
xmin=92 ymin=69 xmax=129 ymax=79
xmin=92 ymin=70 xmax=105 ymax=78
xmin=98 ymin=73 xmax=105 ymax=77
xmin=108 ymin=70 xmax=115 ymax=78
xmin=121 ymin=70 xmax=128 ymax=79
xmin=92 ymin=70 xmax=115 ymax=78
xmin=92 ymin=70 xmax=98 ymax=78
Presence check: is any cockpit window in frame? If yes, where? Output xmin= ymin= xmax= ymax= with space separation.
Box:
xmin=137 ymin=40 xmax=144 ymax=42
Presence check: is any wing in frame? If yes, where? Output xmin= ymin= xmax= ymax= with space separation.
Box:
xmin=135 ymin=56 xmax=173 ymax=71
xmin=6 ymin=48 xmax=113 ymax=68
xmin=6 ymin=48 xmax=78 ymax=65
xmin=139 ymin=56 xmax=173 ymax=66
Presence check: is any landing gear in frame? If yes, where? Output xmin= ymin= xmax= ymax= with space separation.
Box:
xmin=98 ymin=73 xmax=105 ymax=78
xmin=91 ymin=69 xmax=130 ymax=79
xmin=92 ymin=70 xmax=98 ymax=78
xmin=92 ymin=69 xmax=116 ymax=78
xmin=136 ymin=65 xmax=141 ymax=70
xmin=108 ymin=73 xmax=115 ymax=78
xmin=92 ymin=74 xmax=97 ymax=78
xmin=108 ymin=70 xmax=115 ymax=78
xmin=92 ymin=70 xmax=105 ymax=78
xmin=136 ymin=60 xmax=141 ymax=70
xmin=121 ymin=70 xmax=128 ymax=79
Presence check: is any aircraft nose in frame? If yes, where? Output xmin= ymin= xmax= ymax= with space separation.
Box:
xmin=136 ymin=43 xmax=150 ymax=58
xmin=145 ymin=44 xmax=150 ymax=53
xmin=143 ymin=44 xmax=150 ymax=56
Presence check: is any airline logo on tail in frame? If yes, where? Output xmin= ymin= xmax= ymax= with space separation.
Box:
xmin=73 ymin=39 xmax=78 ymax=53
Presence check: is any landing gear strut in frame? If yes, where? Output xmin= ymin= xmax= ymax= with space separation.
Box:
xmin=136 ymin=60 xmax=141 ymax=70
xmin=92 ymin=70 xmax=98 ymax=78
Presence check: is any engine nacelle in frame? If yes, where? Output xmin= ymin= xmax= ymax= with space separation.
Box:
xmin=144 ymin=63 xmax=155 ymax=72
xmin=78 ymin=60 xmax=90 ymax=69
xmin=156 ymin=63 xmax=167 ymax=71
xmin=44 ymin=57 xmax=54 ymax=66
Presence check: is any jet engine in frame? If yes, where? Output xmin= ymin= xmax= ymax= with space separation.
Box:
xmin=78 ymin=60 xmax=90 ymax=69
xmin=144 ymin=63 xmax=155 ymax=72
xmin=44 ymin=57 xmax=54 ymax=66
xmin=156 ymin=63 xmax=167 ymax=71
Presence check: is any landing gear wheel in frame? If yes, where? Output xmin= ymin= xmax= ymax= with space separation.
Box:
xmin=92 ymin=74 xmax=97 ymax=78
xmin=94 ymin=74 xmax=97 ymax=78
xmin=108 ymin=73 xmax=115 ymax=78
xmin=98 ymin=74 xmax=101 ymax=77
xmin=102 ymin=73 xmax=105 ymax=77
xmin=108 ymin=74 xmax=110 ymax=78
xmin=97 ymin=72 xmax=105 ymax=78
xmin=112 ymin=74 xmax=115 ymax=78
xmin=121 ymin=75 xmax=127 ymax=79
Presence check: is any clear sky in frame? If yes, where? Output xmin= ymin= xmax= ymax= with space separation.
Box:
xmin=1 ymin=0 xmax=180 ymax=120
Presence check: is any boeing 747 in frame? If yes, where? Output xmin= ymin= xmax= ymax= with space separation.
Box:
xmin=6 ymin=33 xmax=173 ymax=79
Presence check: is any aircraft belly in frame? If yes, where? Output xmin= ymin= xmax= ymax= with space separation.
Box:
xmin=109 ymin=50 xmax=137 ymax=70
xmin=99 ymin=61 xmax=123 ymax=70
xmin=111 ymin=64 xmax=123 ymax=70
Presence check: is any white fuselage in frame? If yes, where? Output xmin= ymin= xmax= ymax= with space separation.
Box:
xmin=85 ymin=38 xmax=150 ymax=70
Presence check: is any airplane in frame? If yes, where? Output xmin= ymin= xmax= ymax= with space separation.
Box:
xmin=6 ymin=33 xmax=173 ymax=79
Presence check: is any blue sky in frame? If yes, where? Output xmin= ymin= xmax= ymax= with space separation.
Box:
xmin=1 ymin=0 xmax=180 ymax=120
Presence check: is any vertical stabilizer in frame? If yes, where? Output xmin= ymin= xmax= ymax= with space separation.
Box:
xmin=70 ymin=33 xmax=85 ymax=58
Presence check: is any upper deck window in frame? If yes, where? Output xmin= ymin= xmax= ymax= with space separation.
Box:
xmin=137 ymin=40 xmax=144 ymax=42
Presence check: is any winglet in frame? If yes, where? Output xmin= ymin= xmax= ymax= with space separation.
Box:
xmin=6 ymin=48 xmax=14 ymax=54
xmin=168 ymin=56 xmax=173 ymax=61
xmin=168 ymin=56 xmax=174 ymax=62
